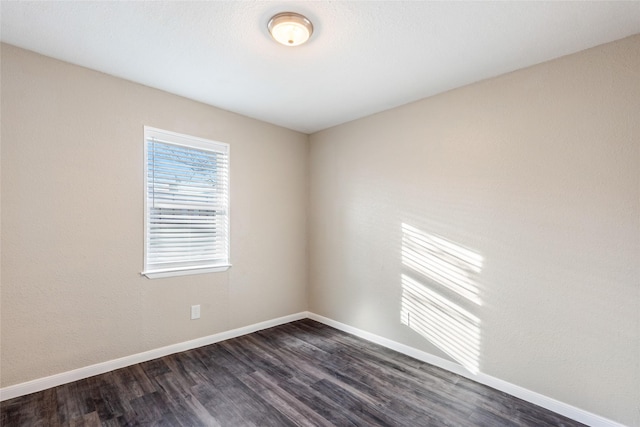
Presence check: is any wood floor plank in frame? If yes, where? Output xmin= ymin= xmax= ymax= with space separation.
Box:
xmin=110 ymin=363 xmax=156 ymax=402
xmin=152 ymin=371 xmax=220 ymax=427
xmin=237 ymin=370 xmax=336 ymax=427
xmin=275 ymin=324 xmax=474 ymax=425
xmin=1 ymin=319 xmax=587 ymax=427
xmin=67 ymin=411 xmax=101 ymax=427
xmin=127 ymin=390 xmax=171 ymax=424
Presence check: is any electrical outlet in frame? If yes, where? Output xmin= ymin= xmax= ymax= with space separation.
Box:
xmin=191 ymin=305 xmax=201 ymax=320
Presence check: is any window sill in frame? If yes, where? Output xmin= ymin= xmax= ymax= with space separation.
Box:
xmin=142 ymin=264 xmax=231 ymax=279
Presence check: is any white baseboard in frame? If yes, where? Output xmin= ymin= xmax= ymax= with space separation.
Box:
xmin=0 ymin=310 xmax=625 ymax=427
xmin=0 ymin=311 xmax=307 ymax=402
xmin=307 ymin=312 xmax=624 ymax=427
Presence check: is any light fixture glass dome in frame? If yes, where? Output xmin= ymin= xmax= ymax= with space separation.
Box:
xmin=268 ymin=12 xmax=313 ymax=46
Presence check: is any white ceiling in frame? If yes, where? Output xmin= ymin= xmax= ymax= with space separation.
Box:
xmin=1 ymin=1 xmax=639 ymax=134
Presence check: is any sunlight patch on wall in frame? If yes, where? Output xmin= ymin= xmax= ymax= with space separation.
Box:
xmin=400 ymin=223 xmax=483 ymax=373
xmin=401 ymin=223 xmax=483 ymax=305
xmin=401 ymin=275 xmax=481 ymax=373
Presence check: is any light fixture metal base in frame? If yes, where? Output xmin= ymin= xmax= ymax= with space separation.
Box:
xmin=268 ymin=12 xmax=313 ymax=47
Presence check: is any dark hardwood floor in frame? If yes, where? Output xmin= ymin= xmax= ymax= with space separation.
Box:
xmin=1 ymin=319 xmax=585 ymax=426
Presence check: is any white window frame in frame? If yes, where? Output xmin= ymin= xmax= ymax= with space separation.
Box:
xmin=142 ymin=127 xmax=230 ymax=279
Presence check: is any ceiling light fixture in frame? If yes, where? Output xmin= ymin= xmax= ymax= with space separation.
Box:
xmin=268 ymin=12 xmax=313 ymax=47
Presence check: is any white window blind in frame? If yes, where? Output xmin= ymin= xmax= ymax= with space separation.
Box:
xmin=143 ymin=127 xmax=230 ymax=278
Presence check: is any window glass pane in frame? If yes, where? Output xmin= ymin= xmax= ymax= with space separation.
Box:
xmin=143 ymin=128 xmax=229 ymax=277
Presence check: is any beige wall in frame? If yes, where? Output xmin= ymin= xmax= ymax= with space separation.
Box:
xmin=309 ymin=35 xmax=640 ymax=426
xmin=0 ymin=44 xmax=308 ymax=386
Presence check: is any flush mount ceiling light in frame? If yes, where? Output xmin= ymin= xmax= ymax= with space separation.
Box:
xmin=268 ymin=12 xmax=313 ymax=46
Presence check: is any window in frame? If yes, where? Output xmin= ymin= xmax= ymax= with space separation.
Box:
xmin=143 ymin=127 xmax=230 ymax=279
